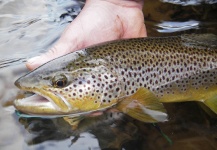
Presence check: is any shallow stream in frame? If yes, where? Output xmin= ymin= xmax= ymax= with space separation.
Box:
xmin=0 ymin=0 xmax=217 ymax=150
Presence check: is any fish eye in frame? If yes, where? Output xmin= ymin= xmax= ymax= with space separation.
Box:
xmin=52 ymin=74 xmax=67 ymax=88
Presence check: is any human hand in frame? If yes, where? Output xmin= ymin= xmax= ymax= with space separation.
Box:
xmin=26 ymin=0 xmax=147 ymax=70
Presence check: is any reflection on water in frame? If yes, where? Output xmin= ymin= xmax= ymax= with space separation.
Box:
xmin=161 ymin=0 xmax=217 ymax=5
xmin=13 ymin=103 xmax=217 ymax=150
xmin=144 ymin=0 xmax=217 ymax=36
xmin=17 ymin=112 xmax=140 ymax=149
xmin=0 ymin=0 xmax=217 ymax=150
xmin=157 ymin=20 xmax=200 ymax=33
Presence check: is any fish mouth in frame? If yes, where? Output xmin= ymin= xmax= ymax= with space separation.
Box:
xmin=14 ymin=87 xmax=72 ymax=116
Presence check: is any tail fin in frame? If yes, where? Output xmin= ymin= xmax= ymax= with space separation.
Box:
xmin=116 ymin=87 xmax=168 ymax=123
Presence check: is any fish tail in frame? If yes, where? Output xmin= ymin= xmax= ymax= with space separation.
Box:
xmin=116 ymin=87 xmax=168 ymax=123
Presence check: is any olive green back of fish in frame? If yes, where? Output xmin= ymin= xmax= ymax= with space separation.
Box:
xmin=85 ymin=34 xmax=217 ymax=114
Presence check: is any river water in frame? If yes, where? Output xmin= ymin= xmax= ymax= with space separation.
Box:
xmin=0 ymin=0 xmax=217 ymax=150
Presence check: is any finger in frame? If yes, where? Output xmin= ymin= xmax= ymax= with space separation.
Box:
xmin=26 ymin=20 xmax=85 ymax=70
xmin=26 ymin=45 xmax=67 ymax=70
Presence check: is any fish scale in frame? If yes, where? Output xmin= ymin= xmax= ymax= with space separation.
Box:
xmin=87 ymin=35 xmax=217 ymax=100
xmin=14 ymin=34 xmax=217 ymax=123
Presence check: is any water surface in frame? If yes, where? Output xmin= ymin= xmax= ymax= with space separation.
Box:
xmin=0 ymin=0 xmax=217 ymax=150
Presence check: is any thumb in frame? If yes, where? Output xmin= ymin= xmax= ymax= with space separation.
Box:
xmin=26 ymin=46 xmax=67 ymax=70
xmin=26 ymin=23 xmax=84 ymax=70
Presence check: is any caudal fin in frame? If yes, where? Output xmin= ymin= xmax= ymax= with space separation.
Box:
xmin=116 ymin=87 xmax=168 ymax=123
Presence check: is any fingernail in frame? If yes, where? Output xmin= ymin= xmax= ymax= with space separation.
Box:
xmin=27 ymin=56 xmax=41 ymax=64
xmin=26 ymin=56 xmax=44 ymax=70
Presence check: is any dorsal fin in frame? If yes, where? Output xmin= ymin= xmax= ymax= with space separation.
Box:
xmin=181 ymin=34 xmax=217 ymax=49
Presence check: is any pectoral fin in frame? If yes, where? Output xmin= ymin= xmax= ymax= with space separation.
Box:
xmin=203 ymin=92 xmax=217 ymax=115
xmin=63 ymin=116 xmax=85 ymax=130
xmin=117 ymin=88 xmax=168 ymax=123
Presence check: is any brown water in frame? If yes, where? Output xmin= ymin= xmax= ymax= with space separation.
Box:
xmin=0 ymin=0 xmax=217 ymax=150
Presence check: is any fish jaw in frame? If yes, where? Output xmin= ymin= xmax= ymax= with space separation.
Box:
xmin=13 ymin=87 xmax=116 ymax=116
xmin=14 ymin=82 xmax=76 ymax=115
xmin=14 ymin=94 xmax=60 ymax=115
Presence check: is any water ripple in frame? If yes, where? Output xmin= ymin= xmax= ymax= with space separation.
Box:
xmin=156 ymin=20 xmax=200 ymax=33
xmin=161 ymin=0 xmax=217 ymax=5
xmin=0 ymin=0 xmax=84 ymax=68
xmin=0 ymin=58 xmax=26 ymax=68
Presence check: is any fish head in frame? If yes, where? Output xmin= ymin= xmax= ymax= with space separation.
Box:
xmin=14 ymin=51 xmax=122 ymax=116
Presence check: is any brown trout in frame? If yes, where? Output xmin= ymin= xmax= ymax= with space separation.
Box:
xmin=14 ymin=34 xmax=217 ymax=123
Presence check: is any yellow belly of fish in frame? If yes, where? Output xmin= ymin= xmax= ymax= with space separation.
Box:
xmin=159 ymin=85 xmax=217 ymax=114
xmin=68 ymin=95 xmax=118 ymax=112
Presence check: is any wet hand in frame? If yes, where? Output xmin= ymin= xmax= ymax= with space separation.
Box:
xmin=26 ymin=0 xmax=146 ymax=70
